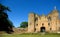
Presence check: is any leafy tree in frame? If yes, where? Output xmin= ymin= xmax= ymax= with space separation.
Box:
xmin=20 ymin=22 xmax=28 ymax=28
xmin=0 ymin=4 xmax=14 ymax=34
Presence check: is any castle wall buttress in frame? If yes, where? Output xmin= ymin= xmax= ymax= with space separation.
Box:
xmin=28 ymin=13 xmax=35 ymax=32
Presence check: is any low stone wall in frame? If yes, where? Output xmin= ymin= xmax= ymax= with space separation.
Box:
xmin=13 ymin=28 xmax=28 ymax=34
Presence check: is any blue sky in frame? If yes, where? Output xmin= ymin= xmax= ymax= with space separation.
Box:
xmin=1 ymin=0 xmax=60 ymax=27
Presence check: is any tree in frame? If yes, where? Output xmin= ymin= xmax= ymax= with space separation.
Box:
xmin=0 ymin=4 xmax=14 ymax=34
xmin=20 ymin=22 xmax=28 ymax=28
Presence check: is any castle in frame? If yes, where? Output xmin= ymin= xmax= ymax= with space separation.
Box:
xmin=28 ymin=7 xmax=60 ymax=33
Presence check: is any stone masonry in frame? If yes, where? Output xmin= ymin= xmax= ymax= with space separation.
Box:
xmin=28 ymin=7 xmax=60 ymax=33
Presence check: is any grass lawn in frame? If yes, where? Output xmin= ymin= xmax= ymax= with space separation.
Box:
xmin=0 ymin=33 xmax=60 ymax=37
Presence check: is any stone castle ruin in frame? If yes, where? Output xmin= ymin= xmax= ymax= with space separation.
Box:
xmin=28 ymin=7 xmax=60 ymax=33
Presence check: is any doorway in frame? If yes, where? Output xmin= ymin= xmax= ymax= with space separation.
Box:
xmin=40 ymin=27 xmax=45 ymax=32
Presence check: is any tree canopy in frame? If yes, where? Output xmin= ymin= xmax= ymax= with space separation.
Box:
xmin=0 ymin=4 xmax=11 ymax=12
xmin=20 ymin=22 xmax=28 ymax=28
xmin=0 ymin=4 xmax=14 ymax=34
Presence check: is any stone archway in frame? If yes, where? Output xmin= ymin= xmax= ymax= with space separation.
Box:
xmin=40 ymin=27 xmax=45 ymax=32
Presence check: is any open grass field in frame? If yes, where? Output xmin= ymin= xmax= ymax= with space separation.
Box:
xmin=0 ymin=33 xmax=60 ymax=37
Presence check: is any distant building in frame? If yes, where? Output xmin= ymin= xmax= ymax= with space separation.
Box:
xmin=28 ymin=7 xmax=60 ymax=33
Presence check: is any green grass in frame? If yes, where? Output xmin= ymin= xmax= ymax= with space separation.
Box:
xmin=0 ymin=33 xmax=60 ymax=37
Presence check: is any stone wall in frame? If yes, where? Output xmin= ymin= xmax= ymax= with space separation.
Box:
xmin=28 ymin=9 xmax=60 ymax=33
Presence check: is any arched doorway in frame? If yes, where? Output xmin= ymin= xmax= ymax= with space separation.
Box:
xmin=40 ymin=27 xmax=45 ymax=32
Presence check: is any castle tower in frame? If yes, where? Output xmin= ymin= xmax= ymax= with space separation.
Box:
xmin=28 ymin=13 xmax=35 ymax=32
xmin=47 ymin=6 xmax=59 ymax=32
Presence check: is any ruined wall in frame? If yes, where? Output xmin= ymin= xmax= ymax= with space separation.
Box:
xmin=28 ymin=9 xmax=60 ymax=33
